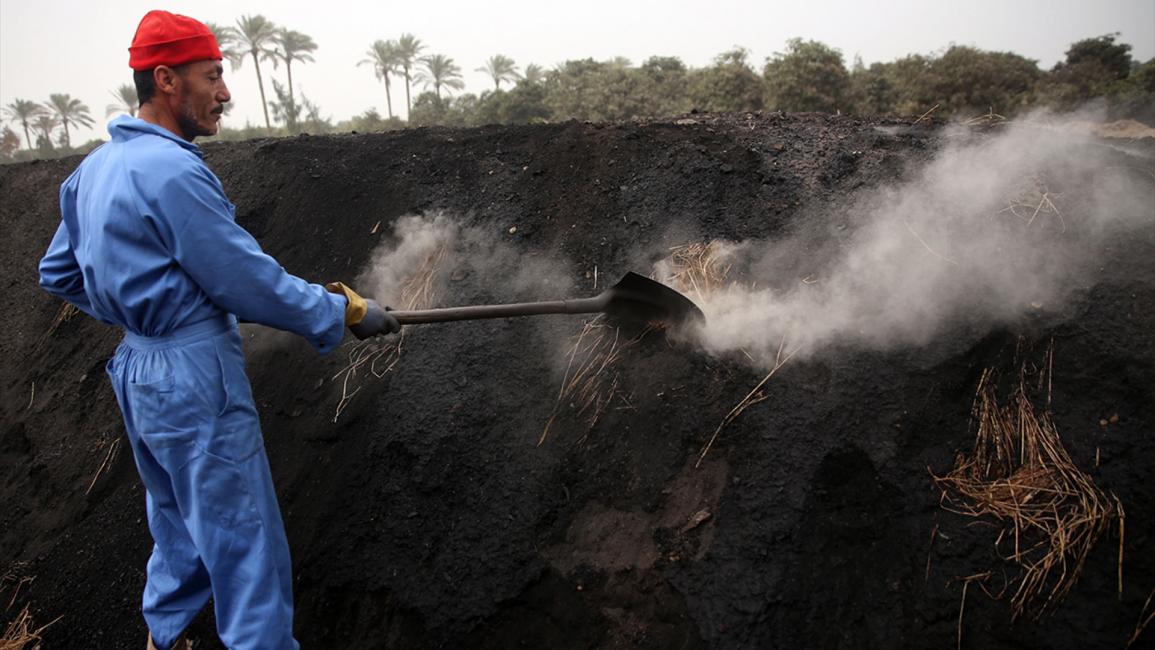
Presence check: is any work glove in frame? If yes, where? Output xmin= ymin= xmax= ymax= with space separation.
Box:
xmin=325 ymin=282 xmax=401 ymax=339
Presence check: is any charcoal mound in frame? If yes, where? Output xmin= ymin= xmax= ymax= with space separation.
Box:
xmin=1 ymin=113 xmax=1152 ymax=649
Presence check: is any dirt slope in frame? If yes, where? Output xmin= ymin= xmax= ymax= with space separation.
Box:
xmin=1 ymin=113 xmax=1152 ymax=649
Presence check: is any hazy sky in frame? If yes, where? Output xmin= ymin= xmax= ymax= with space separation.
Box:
xmin=1 ymin=0 xmax=1152 ymax=145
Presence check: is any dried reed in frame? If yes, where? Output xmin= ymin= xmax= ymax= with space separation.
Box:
xmin=964 ymin=108 xmax=1008 ymax=127
xmin=332 ymin=245 xmax=447 ymax=421
xmin=85 ymin=436 xmax=122 ymax=496
xmin=995 ymin=177 xmax=1067 ymax=233
xmin=0 ymin=603 xmax=59 ymax=650
xmin=663 ymin=241 xmax=803 ymax=466
xmin=45 ymin=303 xmax=78 ymax=338
xmin=541 ymin=242 xmax=732 ymax=443
xmin=696 ymin=334 xmax=798 ymax=467
xmin=663 ymin=242 xmax=733 ymax=305
xmin=934 ymin=345 xmax=1124 ymax=619
xmin=2 ymin=572 xmax=58 ymax=650
xmin=540 ymin=317 xmax=648 ymax=445
xmin=1126 ymin=587 xmax=1155 ymax=649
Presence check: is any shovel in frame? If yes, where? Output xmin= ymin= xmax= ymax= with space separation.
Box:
xmin=388 ymin=272 xmax=704 ymax=329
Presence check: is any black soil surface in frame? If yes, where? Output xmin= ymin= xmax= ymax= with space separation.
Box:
xmin=2 ymin=113 xmax=1153 ymax=649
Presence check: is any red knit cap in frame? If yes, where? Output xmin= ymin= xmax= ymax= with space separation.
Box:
xmin=128 ymin=10 xmax=222 ymax=71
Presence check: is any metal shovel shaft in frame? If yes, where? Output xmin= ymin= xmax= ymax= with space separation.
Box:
xmin=386 ymin=272 xmax=704 ymax=328
xmin=390 ymin=296 xmax=606 ymax=325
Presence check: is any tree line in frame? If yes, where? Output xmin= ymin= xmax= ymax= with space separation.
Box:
xmin=3 ymin=23 xmax=1152 ymax=162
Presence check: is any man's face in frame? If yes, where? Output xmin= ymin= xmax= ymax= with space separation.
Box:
xmin=174 ymin=60 xmax=230 ymax=140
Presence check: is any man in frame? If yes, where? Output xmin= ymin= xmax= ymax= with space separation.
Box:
xmin=38 ymin=10 xmax=398 ymax=650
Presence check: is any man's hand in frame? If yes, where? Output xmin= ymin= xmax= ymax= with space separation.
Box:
xmin=325 ymin=282 xmax=401 ymax=339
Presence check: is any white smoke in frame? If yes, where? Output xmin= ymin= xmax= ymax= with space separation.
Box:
xmin=679 ymin=115 xmax=1155 ymax=366
xmin=357 ymin=212 xmax=575 ymax=309
xmin=357 ymin=213 xmax=459 ymax=306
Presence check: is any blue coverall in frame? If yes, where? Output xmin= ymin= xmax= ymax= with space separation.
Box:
xmin=38 ymin=116 xmax=348 ymax=650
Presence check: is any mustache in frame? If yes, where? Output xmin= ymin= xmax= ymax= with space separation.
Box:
xmin=212 ymin=105 xmax=225 ymax=115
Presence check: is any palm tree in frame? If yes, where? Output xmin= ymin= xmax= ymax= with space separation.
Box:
xmin=44 ymin=94 xmax=94 ymax=148
xmin=205 ymin=21 xmax=245 ymax=70
xmin=33 ymin=114 xmax=58 ymax=150
xmin=1 ymin=126 xmax=20 ymax=159
xmin=359 ymin=40 xmax=400 ymax=119
xmin=522 ymin=63 xmax=545 ymax=86
xmin=274 ymin=28 xmax=317 ymax=103
xmin=232 ymin=14 xmax=279 ymax=131
xmin=477 ymin=54 xmax=520 ymax=90
xmin=415 ymin=54 xmax=465 ymax=101
xmin=394 ymin=33 xmax=425 ymax=114
xmin=3 ymin=99 xmax=43 ymax=149
xmin=106 ymin=84 xmax=138 ymax=117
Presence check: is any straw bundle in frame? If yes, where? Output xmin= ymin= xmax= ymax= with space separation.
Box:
xmin=934 ymin=349 xmax=1124 ymax=619
xmin=662 ymin=241 xmax=733 ymax=305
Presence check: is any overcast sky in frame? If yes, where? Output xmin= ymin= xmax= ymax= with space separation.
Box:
xmin=1 ymin=0 xmax=1152 ymax=145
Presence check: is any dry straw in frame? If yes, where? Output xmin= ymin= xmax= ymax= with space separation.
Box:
xmin=540 ymin=317 xmax=647 ymax=445
xmin=663 ymin=242 xmax=733 ymax=306
xmin=2 ymin=572 xmax=59 ymax=650
xmin=1126 ymin=587 xmax=1155 ymax=649
xmin=45 ymin=303 xmax=78 ymax=338
xmin=542 ymin=241 xmax=732 ymax=444
xmin=661 ymin=241 xmax=804 ymax=467
xmin=0 ymin=603 xmax=58 ymax=650
xmin=933 ymin=344 xmax=1125 ymax=619
xmin=85 ymin=436 xmax=122 ymax=496
xmin=331 ymin=245 xmax=447 ymax=421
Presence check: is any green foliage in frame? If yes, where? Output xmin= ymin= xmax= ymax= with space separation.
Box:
xmin=763 ymin=38 xmax=850 ymax=113
xmin=477 ymin=54 xmax=521 ymax=90
xmin=416 ymin=54 xmax=465 ymax=100
xmin=205 ymin=21 xmax=245 ymax=71
xmin=1039 ymin=35 xmax=1137 ymax=110
xmin=106 ymin=84 xmax=138 ymax=118
xmin=522 ymin=63 xmax=545 ymax=85
xmin=409 ymin=91 xmax=468 ymax=127
xmin=689 ymin=48 xmax=764 ymax=113
xmin=1063 ymin=34 xmax=1132 ymax=80
xmin=848 ymin=58 xmax=898 ymax=116
xmin=3 ymin=99 xmax=45 ymax=149
xmin=473 ymin=84 xmax=550 ymax=125
xmin=0 ymin=126 xmax=20 ymax=161
xmin=543 ymin=58 xmax=648 ymax=121
xmin=231 ymin=14 xmax=280 ymax=130
xmin=394 ymin=34 xmax=425 ymax=113
xmin=273 ymin=28 xmax=318 ymax=102
xmin=44 ymin=93 xmax=94 ymax=148
xmin=332 ymin=108 xmax=405 ymax=134
xmin=360 ymin=40 xmax=401 ymax=118
xmin=639 ymin=56 xmax=693 ymax=116
xmin=921 ymin=46 xmax=1040 ymax=117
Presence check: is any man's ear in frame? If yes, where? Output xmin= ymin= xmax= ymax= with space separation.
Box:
xmin=153 ymin=65 xmax=180 ymax=96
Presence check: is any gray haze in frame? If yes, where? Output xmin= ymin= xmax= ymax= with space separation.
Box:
xmin=357 ymin=214 xmax=574 ymax=309
xmin=2 ymin=0 xmax=1152 ymax=144
xmin=675 ymin=111 xmax=1155 ymax=366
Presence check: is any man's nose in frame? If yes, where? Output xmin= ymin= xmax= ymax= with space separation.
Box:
xmin=218 ymin=83 xmax=231 ymax=104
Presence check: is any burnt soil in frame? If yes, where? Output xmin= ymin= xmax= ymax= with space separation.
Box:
xmin=1 ymin=113 xmax=1153 ymax=649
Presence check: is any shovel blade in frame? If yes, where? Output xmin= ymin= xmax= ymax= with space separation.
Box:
xmin=602 ymin=272 xmax=705 ymax=328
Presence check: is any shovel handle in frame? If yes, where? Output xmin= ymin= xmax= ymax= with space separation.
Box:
xmin=390 ymin=296 xmax=606 ymax=325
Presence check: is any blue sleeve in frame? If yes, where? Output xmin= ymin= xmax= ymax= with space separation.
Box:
xmin=152 ymin=161 xmax=348 ymax=354
xmin=38 ymin=221 xmax=100 ymax=320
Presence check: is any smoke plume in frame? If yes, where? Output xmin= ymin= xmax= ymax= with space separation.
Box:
xmin=677 ymin=116 xmax=1154 ymax=366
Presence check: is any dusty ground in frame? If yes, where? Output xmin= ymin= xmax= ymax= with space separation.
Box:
xmin=1 ymin=113 xmax=1153 ymax=649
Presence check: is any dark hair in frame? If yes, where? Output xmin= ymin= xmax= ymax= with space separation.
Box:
xmin=134 ymin=69 xmax=156 ymax=105
xmin=133 ymin=64 xmax=190 ymax=106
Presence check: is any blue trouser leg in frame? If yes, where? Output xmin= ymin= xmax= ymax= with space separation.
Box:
xmin=119 ymin=410 xmax=213 ymax=648
xmin=109 ymin=320 xmax=299 ymax=650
